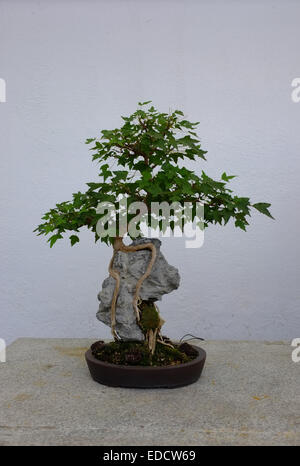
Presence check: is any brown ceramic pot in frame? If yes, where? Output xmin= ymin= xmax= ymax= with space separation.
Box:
xmin=85 ymin=345 xmax=206 ymax=388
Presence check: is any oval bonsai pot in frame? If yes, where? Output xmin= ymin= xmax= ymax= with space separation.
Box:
xmin=85 ymin=345 xmax=206 ymax=389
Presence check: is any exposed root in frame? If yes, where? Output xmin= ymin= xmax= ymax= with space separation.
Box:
xmin=109 ymin=237 xmax=157 ymax=341
xmin=146 ymin=327 xmax=159 ymax=355
xmin=120 ymin=241 xmax=157 ymax=321
xmin=157 ymin=331 xmax=175 ymax=349
xmin=156 ymin=339 xmax=175 ymax=349
xmin=108 ymin=250 xmax=120 ymax=339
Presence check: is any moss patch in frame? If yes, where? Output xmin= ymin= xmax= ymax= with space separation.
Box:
xmin=91 ymin=340 xmax=197 ymax=367
xmin=139 ymin=301 xmax=160 ymax=332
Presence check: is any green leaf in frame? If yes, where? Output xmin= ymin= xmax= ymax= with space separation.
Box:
xmin=112 ymin=170 xmax=128 ymax=182
xmin=85 ymin=138 xmax=96 ymax=144
xmin=221 ymin=172 xmax=236 ymax=182
xmin=138 ymin=100 xmax=152 ymax=106
xmin=48 ymin=234 xmax=63 ymax=248
xmin=70 ymin=235 xmax=80 ymax=246
xmin=235 ymin=219 xmax=247 ymax=231
xmin=252 ymin=203 xmax=274 ymax=219
xmin=86 ymin=182 xmax=102 ymax=189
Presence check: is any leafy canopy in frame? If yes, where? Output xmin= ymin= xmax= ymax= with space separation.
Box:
xmin=35 ymin=101 xmax=273 ymax=247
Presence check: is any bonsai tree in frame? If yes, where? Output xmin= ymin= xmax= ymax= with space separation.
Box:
xmin=35 ymin=101 xmax=272 ymax=370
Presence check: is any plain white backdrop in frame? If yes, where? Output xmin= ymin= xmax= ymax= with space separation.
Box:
xmin=0 ymin=0 xmax=299 ymax=344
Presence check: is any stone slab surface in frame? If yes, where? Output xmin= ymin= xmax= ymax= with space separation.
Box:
xmin=0 ymin=338 xmax=299 ymax=446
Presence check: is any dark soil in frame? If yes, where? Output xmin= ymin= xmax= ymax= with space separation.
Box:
xmin=90 ymin=339 xmax=198 ymax=367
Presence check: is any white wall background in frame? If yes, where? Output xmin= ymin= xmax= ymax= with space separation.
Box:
xmin=1 ymin=0 xmax=299 ymax=344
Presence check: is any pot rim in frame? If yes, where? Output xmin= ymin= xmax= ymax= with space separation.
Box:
xmin=85 ymin=344 xmax=206 ymax=371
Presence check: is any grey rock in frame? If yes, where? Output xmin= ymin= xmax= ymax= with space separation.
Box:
xmin=96 ymin=238 xmax=180 ymax=340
